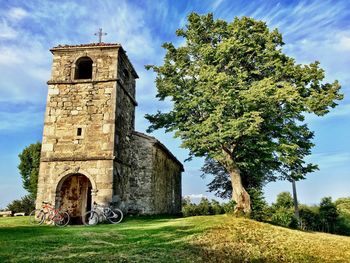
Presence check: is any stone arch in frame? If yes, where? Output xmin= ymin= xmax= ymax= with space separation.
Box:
xmin=54 ymin=168 xmax=97 ymax=194
xmin=74 ymin=56 xmax=93 ymax=79
xmin=54 ymin=170 xmax=97 ymax=224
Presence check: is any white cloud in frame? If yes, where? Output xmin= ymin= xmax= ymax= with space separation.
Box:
xmin=0 ymin=109 xmax=44 ymax=131
xmin=7 ymin=7 xmax=29 ymax=21
xmin=185 ymin=193 xmax=207 ymax=199
xmin=304 ymin=103 xmax=350 ymax=123
xmin=307 ymin=152 xmax=350 ymax=169
xmin=212 ymin=0 xmax=225 ymax=10
xmin=0 ymin=20 xmax=17 ymax=39
xmin=336 ymin=34 xmax=350 ymax=51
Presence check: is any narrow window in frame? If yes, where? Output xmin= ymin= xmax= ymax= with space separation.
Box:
xmin=75 ymin=57 xmax=93 ymax=79
xmin=77 ymin=127 xmax=82 ymax=136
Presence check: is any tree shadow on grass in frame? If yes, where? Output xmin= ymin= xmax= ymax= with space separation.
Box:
xmin=0 ymin=220 xmax=205 ymax=263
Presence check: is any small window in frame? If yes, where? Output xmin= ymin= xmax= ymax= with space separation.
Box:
xmin=77 ymin=127 xmax=82 ymax=136
xmin=75 ymin=57 xmax=93 ymax=79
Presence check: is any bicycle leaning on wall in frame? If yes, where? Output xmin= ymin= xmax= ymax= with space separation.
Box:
xmin=29 ymin=201 xmax=70 ymax=227
xmin=82 ymin=202 xmax=123 ymax=226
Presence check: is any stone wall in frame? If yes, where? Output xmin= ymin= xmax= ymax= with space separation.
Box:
xmin=36 ymin=45 xmax=120 ymax=210
xmin=152 ymin=145 xmax=182 ymax=214
xmin=129 ymin=133 xmax=155 ymax=214
xmin=130 ymin=132 xmax=183 ymax=214
xmin=112 ymin=49 xmax=138 ymax=211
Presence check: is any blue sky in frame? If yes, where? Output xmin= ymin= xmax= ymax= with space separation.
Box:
xmin=0 ymin=0 xmax=349 ymax=208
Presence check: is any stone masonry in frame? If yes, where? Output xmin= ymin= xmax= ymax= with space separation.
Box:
xmin=36 ymin=43 xmax=183 ymax=222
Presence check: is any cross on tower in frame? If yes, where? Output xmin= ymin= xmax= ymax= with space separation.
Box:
xmin=94 ymin=28 xmax=107 ymax=43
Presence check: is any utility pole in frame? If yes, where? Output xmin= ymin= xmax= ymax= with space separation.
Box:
xmin=291 ymin=179 xmax=300 ymax=220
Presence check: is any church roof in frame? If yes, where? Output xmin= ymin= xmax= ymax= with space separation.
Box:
xmin=52 ymin=42 xmax=121 ymax=49
xmin=132 ymin=131 xmax=184 ymax=172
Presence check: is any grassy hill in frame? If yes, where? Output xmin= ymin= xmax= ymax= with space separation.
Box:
xmin=0 ymin=214 xmax=348 ymax=262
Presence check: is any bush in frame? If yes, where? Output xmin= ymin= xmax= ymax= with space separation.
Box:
xmin=223 ymin=200 xmax=236 ymax=214
xmin=182 ymin=197 xmax=226 ymax=217
xmin=299 ymin=205 xmax=321 ymax=231
xmin=182 ymin=203 xmax=197 ymax=217
xmin=211 ymin=200 xmax=224 ymax=215
xmin=319 ymin=197 xmax=338 ymax=233
xmin=274 ymin=192 xmax=294 ymax=209
xmin=335 ymin=198 xmax=350 ymax=235
xmin=248 ymin=188 xmax=269 ymax=221
xmin=271 ymin=207 xmax=298 ymax=228
xmin=6 ymin=195 xmax=35 ymax=215
xmin=197 ymin=198 xmax=211 ymax=215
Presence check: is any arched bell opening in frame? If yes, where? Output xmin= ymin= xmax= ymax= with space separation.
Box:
xmin=55 ymin=173 xmax=93 ymax=224
xmin=74 ymin=56 xmax=93 ymax=79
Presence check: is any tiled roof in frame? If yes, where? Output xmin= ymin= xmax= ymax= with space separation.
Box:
xmin=52 ymin=43 xmax=120 ymax=49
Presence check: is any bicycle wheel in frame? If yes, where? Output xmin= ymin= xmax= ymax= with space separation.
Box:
xmin=29 ymin=209 xmax=45 ymax=225
xmin=82 ymin=211 xmax=99 ymax=226
xmin=106 ymin=208 xmax=123 ymax=224
xmin=54 ymin=211 xmax=70 ymax=227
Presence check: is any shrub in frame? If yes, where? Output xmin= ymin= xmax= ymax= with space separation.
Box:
xmin=248 ymin=188 xmax=269 ymax=221
xmin=182 ymin=203 xmax=197 ymax=217
xmin=6 ymin=195 xmax=35 ymax=215
xmin=319 ymin=197 xmax=338 ymax=233
xmin=211 ymin=200 xmax=224 ymax=215
xmin=335 ymin=198 xmax=350 ymax=235
xmin=223 ymin=200 xmax=236 ymax=214
xmin=271 ymin=207 xmax=297 ymax=228
xmin=182 ymin=197 xmax=226 ymax=217
xmin=197 ymin=198 xmax=211 ymax=215
xmin=274 ymin=192 xmax=294 ymax=209
xmin=299 ymin=205 xmax=321 ymax=231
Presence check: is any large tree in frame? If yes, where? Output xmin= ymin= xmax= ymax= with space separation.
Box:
xmin=145 ymin=13 xmax=342 ymax=214
xmin=18 ymin=142 xmax=41 ymax=198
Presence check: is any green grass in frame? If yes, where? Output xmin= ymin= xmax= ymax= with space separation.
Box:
xmin=0 ymin=215 xmax=349 ymax=262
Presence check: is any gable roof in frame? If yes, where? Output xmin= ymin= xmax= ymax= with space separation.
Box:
xmin=132 ymin=131 xmax=184 ymax=172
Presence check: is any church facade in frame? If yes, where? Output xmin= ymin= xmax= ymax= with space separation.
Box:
xmin=35 ymin=43 xmax=183 ymax=221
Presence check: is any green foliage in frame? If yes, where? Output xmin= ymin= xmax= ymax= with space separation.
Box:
xmin=210 ymin=199 xmax=225 ymax=215
xmin=248 ymin=188 xmax=269 ymax=221
xmin=201 ymin=157 xmax=275 ymax=199
xmin=182 ymin=197 xmax=227 ymax=217
xmin=271 ymin=207 xmax=298 ymax=228
xmin=146 ymin=13 xmax=342 ymax=212
xmin=269 ymin=194 xmax=350 ymax=236
xmin=335 ymin=197 xmax=350 ymax=216
xmin=18 ymin=142 xmax=41 ymax=198
xmin=6 ymin=195 xmax=35 ymax=215
xmin=334 ymin=197 xmax=350 ymax=235
xmin=299 ymin=205 xmax=321 ymax=231
xmin=319 ymin=197 xmax=338 ymax=233
xmin=222 ymin=200 xmax=237 ymax=214
xmin=274 ymin=191 xmax=294 ymax=209
xmin=197 ymin=198 xmax=211 ymax=215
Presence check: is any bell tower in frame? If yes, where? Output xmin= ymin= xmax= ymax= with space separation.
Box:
xmin=36 ymin=42 xmax=138 ymax=221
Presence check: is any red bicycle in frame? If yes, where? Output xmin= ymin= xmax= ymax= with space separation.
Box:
xmin=29 ymin=201 xmax=70 ymax=227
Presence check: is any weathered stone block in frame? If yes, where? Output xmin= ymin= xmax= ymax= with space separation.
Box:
xmin=42 ymin=143 xmax=54 ymax=152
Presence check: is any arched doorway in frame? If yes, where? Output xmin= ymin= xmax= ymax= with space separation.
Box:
xmin=56 ymin=173 xmax=92 ymax=224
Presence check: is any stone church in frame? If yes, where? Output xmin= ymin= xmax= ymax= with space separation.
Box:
xmin=35 ymin=42 xmax=183 ymax=222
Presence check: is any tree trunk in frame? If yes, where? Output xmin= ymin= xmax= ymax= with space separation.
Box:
xmin=229 ymin=167 xmax=251 ymax=215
